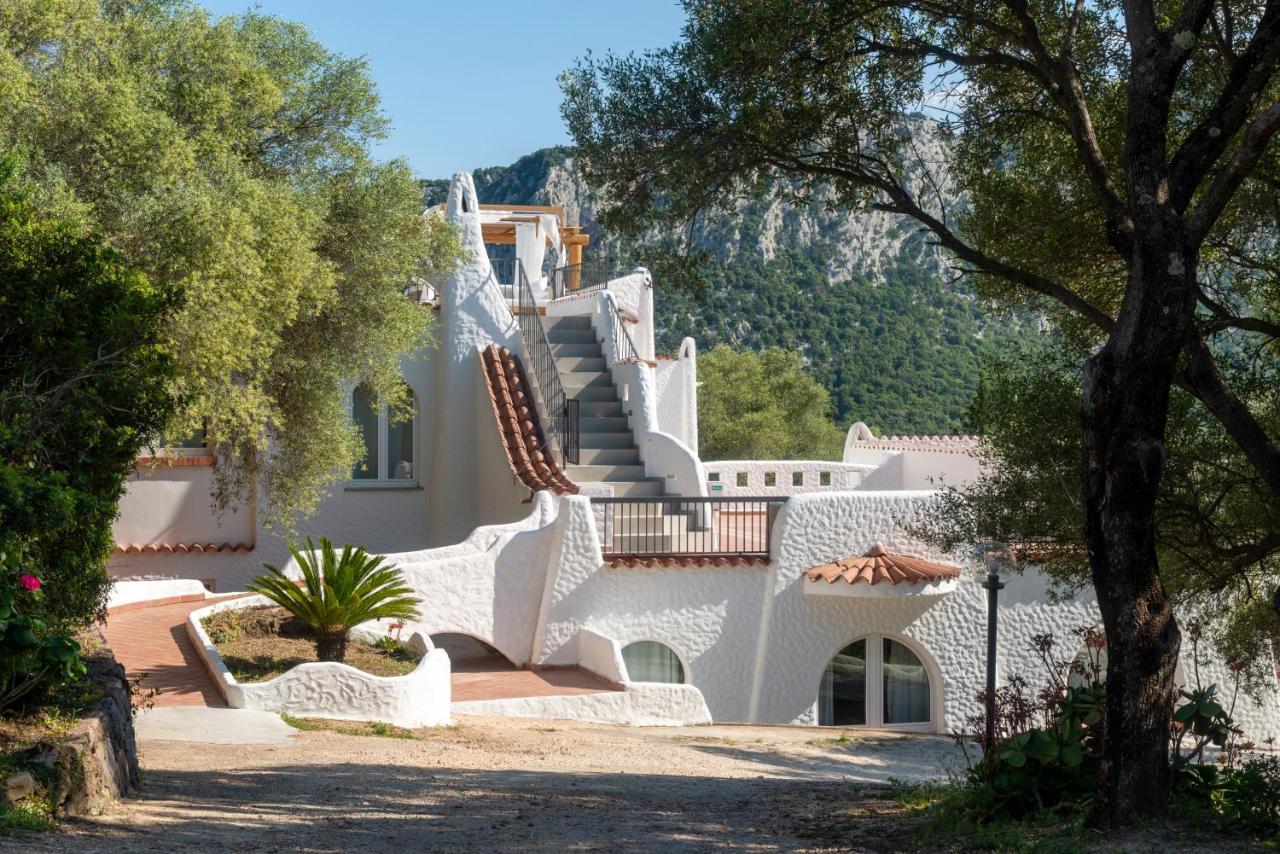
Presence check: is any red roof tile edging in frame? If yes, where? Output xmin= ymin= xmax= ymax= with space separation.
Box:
xmin=805 ymin=543 xmax=960 ymax=585
xmin=605 ymin=554 xmax=769 ymax=568
xmin=480 ymin=345 xmax=579 ymax=496
xmin=113 ymin=543 xmax=254 ymax=555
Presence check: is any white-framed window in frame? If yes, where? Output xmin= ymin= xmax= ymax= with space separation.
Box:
xmin=622 ymin=640 xmax=686 ymax=684
xmin=818 ymin=635 xmax=934 ymax=729
xmin=350 ymin=383 xmax=416 ymax=484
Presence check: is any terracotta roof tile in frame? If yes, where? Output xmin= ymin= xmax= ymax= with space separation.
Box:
xmin=805 ymin=543 xmax=960 ymax=585
xmin=480 ymin=345 xmax=579 ymax=496
xmin=113 ymin=542 xmax=254 ymax=555
xmin=604 ymin=554 xmax=769 ymax=568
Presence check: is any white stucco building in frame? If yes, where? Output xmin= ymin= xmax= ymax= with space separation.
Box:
xmin=109 ymin=173 xmax=1280 ymax=740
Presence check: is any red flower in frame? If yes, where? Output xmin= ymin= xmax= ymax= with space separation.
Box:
xmin=18 ymin=575 xmax=41 ymax=591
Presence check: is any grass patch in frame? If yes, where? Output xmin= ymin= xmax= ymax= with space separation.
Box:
xmin=805 ymin=731 xmax=864 ymax=748
xmin=0 ymin=802 xmax=53 ymax=837
xmin=279 ymin=715 xmax=420 ymax=740
xmin=204 ymin=607 xmax=421 ymax=682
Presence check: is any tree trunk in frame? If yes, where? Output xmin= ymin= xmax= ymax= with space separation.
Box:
xmin=315 ymin=631 xmax=348 ymax=663
xmin=1080 ymin=227 xmax=1193 ymax=827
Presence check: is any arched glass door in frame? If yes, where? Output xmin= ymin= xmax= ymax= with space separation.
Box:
xmin=818 ymin=636 xmax=933 ymax=729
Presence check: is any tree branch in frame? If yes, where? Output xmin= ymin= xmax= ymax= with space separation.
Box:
xmin=1169 ymin=0 xmax=1280 ymax=211
xmin=1178 ymin=333 xmax=1280 ymax=497
xmin=1185 ymin=101 xmax=1280 ymax=243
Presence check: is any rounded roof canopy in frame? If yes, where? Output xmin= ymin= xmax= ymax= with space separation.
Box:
xmin=805 ymin=544 xmax=961 ymax=586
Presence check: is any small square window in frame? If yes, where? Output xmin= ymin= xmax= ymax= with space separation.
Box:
xmin=764 ymin=471 xmax=776 ymax=487
xmin=793 ymin=471 xmax=804 ymax=487
xmin=736 ymin=472 xmax=748 ymax=488
xmin=708 ymin=472 xmax=721 ymax=482
xmin=819 ymin=471 xmax=831 ymax=486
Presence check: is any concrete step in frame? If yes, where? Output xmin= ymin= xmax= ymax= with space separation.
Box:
xmin=569 ymin=386 xmax=618 ymax=403
xmin=580 ymin=432 xmax=640 ymax=449
xmin=577 ymin=400 xmax=623 ymax=417
xmin=579 ymin=416 xmax=630 ymax=433
xmin=577 ymin=447 xmax=642 ymax=465
xmin=546 ymin=315 xmax=592 ymax=330
xmin=546 ymin=327 xmax=597 ymax=345
xmin=579 ymin=479 xmax=664 ymax=498
xmin=567 ymin=464 xmax=647 ymax=482
xmin=551 ymin=342 xmax=603 ymax=359
xmin=555 ymin=356 xmax=606 ymax=372
xmin=562 ymin=371 xmax=613 ymax=389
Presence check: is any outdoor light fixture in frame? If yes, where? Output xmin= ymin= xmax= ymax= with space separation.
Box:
xmin=976 ymin=541 xmax=1013 ymax=750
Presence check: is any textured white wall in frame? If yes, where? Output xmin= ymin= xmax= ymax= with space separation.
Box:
xmin=653 ymin=338 xmax=698 ymax=453
xmin=187 ymin=597 xmax=452 ymax=728
xmin=702 ymin=460 xmax=877 ymax=496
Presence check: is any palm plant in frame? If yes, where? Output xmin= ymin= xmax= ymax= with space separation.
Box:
xmin=248 ymin=537 xmax=421 ymax=663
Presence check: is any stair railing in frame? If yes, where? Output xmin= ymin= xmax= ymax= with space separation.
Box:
xmin=600 ymin=289 xmax=643 ymax=365
xmin=514 ymin=259 xmax=580 ymax=467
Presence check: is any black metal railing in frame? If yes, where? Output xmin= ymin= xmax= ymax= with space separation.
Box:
xmin=549 ymin=255 xmax=613 ymax=299
xmin=487 ymin=255 xmax=517 ymax=287
xmin=590 ymin=496 xmax=785 ymax=560
xmin=514 ymin=259 xmax=580 ymax=466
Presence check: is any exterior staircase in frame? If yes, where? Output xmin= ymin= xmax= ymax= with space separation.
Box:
xmin=544 ymin=315 xmax=664 ymax=497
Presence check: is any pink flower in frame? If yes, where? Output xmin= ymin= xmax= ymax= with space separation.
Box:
xmin=18 ymin=575 xmax=41 ymax=591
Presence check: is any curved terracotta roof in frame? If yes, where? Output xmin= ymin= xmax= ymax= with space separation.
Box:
xmin=480 ymin=345 xmax=579 ymax=496
xmin=113 ymin=542 xmax=254 ymax=555
xmin=805 ymin=544 xmax=960 ymax=586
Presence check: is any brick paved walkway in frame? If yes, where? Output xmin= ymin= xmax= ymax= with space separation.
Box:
xmin=102 ymin=599 xmax=228 ymax=708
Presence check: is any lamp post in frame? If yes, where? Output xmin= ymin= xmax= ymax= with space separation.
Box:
xmin=977 ymin=542 xmax=1011 ymax=750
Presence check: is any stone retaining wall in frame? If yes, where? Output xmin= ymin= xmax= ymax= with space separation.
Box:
xmin=3 ymin=634 xmax=140 ymax=817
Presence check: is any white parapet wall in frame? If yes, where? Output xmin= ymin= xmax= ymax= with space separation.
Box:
xmin=186 ymin=596 xmax=452 ymax=729
xmin=702 ymin=460 xmax=878 ymax=496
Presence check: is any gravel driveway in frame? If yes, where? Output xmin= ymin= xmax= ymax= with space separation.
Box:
xmin=9 ymin=716 xmax=968 ymax=852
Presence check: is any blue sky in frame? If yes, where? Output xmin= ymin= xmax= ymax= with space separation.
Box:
xmin=198 ymin=1 xmax=687 ymax=178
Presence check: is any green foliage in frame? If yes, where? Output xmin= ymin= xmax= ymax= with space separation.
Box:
xmin=453 ymin=147 xmax=1029 ymax=434
xmin=0 ymin=1 xmax=466 ymax=525
xmin=697 ymin=345 xmax=844 ymax=460
xmin=0 ymin=550 xmax=87 ymax=712
xmin=967 ymin=684 xmax=1105 ymax=820
xmin=914 ymin=345 xmax=1280 ymax=674
xmin=248 ymin=537 xmax=421 ymax=663
xmin=0 ymin=154 xmax=176 ymax=629
xmin=1213 ymin=756 xmax=1280 ymax=836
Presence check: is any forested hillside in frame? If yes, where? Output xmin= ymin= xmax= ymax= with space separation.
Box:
xmin=424 ymin=143 xmax=1034 ymax=435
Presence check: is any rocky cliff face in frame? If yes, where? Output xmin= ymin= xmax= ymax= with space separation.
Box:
xmin=425 ymin=138 xmax=1027 ymax=435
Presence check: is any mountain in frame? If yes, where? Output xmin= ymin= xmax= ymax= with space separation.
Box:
xmin=424 ymin=142 xmax=1032 ymax=436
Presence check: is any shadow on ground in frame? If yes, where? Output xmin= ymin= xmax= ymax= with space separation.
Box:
xmin=11 ymin=761 xmax=903 ymax=852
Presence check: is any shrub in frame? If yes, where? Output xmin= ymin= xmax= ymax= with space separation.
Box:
xmin=0 ymin=549 xmax=87 ymax=711
xmin=0 ymin=153 xmax=176 ymax=631
xmin=1215 ymin=756 xmax=1280 ymax=836
xmin=247 ymin=537 xmax=420 ymax=662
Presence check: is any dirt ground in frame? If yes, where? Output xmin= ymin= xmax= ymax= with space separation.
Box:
xmin=9 ymin=716 xmax=968 ymax=853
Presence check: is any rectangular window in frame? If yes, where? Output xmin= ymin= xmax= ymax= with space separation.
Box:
xmin=707 ymin=472 xmax=720 ymax=482
xmin=820 ymin=471 xmax=832 ymax=487
xmin=764 ymin=471 xmax=776 ymax=487
xmin=387 ymin=411 xmax=414 ymax=480
xmin=352 ymin=385 xmax=380 ymax=480
xmin=736 ymin=472 xmax=748 ymax=488
xmin=793 ymin=471 xmax=804 ymax=487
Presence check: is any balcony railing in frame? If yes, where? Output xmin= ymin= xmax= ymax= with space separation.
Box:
xmin=549 ymin=255 xmax=613 ymax=299
xmin=514 ymin=259 xmax=580 ymax=466
xmin=590 ymin=496 xmax=785 ymax=560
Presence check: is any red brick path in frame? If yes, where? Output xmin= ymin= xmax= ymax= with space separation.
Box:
xmin=102 ymin=599 xmax=229 ymax=708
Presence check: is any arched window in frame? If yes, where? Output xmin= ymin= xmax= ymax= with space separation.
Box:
xmin=622 ymin=641 xmax=685 ymax=684
xmin=351 ymin=383 xmax=416 ymax=483
xmin=819 ymin=635 xmax=933 ymax=728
